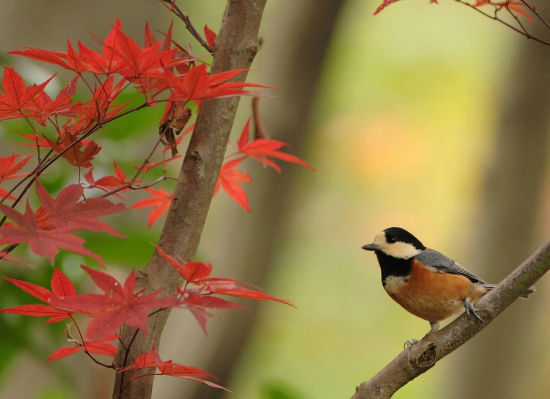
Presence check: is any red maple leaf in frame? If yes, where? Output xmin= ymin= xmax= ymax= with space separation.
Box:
xmin=0 ymin=180 xmax=124 ymax=264
xmin=214 ymin=158 xmax=251 ymax=212
xmin=68 ymin=75 xmax=127 ymax=129
xmin=0 ymin=201 xmax=104 ymax=265
xmin=144 ymin=21 xmax=187 ymax=64
xmin=0 ymin=268 xmax=76 ymax=323
xmin=9 ymin=39 xmax=107 ymax=75
xmin=155 ymin=245 xmax=213 ymax=283
xmin=237 ymin=118 xmax=314 ymax=173
xmin=15 ymin=130 xmax=51 ymax=149
xmin=0 ymin=153 xmax=30 ymax=200
xmin=0 ymin=67 xmax=54 ymax=121
xmin=155 ymin=64 xmax=268 ymax=105
xmin=132 ymin=188 xmax=174 ymax=226
xmin=204 ymin=25 xmax=217 ymax=49
xmin=50 ymin=266 xmax=181 ymax=340
xmin=118 ymin=347 xmax=227 ymax=390
xmin=475 ymin=1 xmax=533 ymax=21
xmin=35 ymin=180 xmax=125 ymax=237
xmin=155 ymin=246 xmax=292 ymax=334
xmin=85 ymin=161 xmax=136 ymax=194
xmin=105 ymin=21 xmax=177 ymax=81
xmin=9 ymin=19 xmax=176 ymax=79
xmin=28 ymin=75 xmax=78 ymax=125
xmin=46 ymin=133 xmax=101 ymax=169
xmin=47 ymin=334 xmax=118 ymax=362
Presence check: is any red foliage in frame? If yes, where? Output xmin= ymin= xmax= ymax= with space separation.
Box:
xmin=204 ymin=25 xmax=217 ymax=49
xmin=0 ymin=201 xmax=105 ymax=265
xmin=0 ymin=268 xmax=76 ymax=323
xmin=0 ymin=180 xmax=124 ymax=264
xmin=154 ymin=64 xmax=269 ymax=105
xmin=50 ymin=266 xmax=180 ymax=340
xmin=214 ymin=158 xmax=251 ymax=212
xmin=47 ymin=334 xmax=118 ymax=362
xmin=46 ymin=134 xmax=101 ymax=168
xmin=131 ymin=187 xmax=174 ymax=226
xmin=119 ymin=347 xmax=228 ymax=390
xmin=0 ymin=153 xmax=30 ymax=200
xmin=85 ymin=161 xmax=135 ymax=193
xmin=0 ymin=14 xmax=306 ymax=393
xmin=374 ymin=0 xmax=533 ymax=22
xmin=155 ymin=246 xmax=293 ymax=335
xmin=474 ymin=1 xmax=534 ymax=21
xmin=0 ymin=67 xmax=54 ymax=121
xmin=214 ymin=119 xmax=313 ymax=211
xmin=237 ymin=118 xmax=313 ymax=173
xmin=35 ymin=180 xmax=125 ymax=236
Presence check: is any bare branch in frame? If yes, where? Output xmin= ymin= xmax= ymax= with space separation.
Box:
xmin=519 ymin=0 xmax=550 ymax=31
xmin=159 ymin=0 xmax=214 ymax=54
xmin=453 ymin=0 xmax=550 ymax=47
xmin=351 ymin=238 xmax=550 ymax=399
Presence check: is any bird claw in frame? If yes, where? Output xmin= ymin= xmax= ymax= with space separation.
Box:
xmin=428 ymin=321 xmax=440 ymax=334
xmin=464 ymin=297 xmax=483 ymax=322
xmin=404 ymin=338 xmax=419 ymax=349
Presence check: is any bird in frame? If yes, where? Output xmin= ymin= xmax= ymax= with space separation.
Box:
xmin=362 ymin=227 xmax=496 ymax=336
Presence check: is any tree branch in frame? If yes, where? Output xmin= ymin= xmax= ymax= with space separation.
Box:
xmin=453 ymin=0 xmax=550 ymax=47
xmin=351 ymin=238 xmax=550 ymax=399
xmin=160 ymin=0 xmax=214 ymax=54
xmin=111 ymin=1 xmax=266 ymax=398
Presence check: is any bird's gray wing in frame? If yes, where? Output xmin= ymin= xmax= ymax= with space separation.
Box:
xmin=416 ymin=249 xmax=489 ymax=285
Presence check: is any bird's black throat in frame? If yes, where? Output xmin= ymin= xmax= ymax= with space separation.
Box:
xmin=374 ymin=251 xmax=413 ymax=286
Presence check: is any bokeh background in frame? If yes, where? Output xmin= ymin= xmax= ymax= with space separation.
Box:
xmin=0 ymin=0 xmax=549 ymax=398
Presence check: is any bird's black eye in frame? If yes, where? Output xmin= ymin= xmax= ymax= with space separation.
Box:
xmin=386 ymin=235 xmax=396 ymax=243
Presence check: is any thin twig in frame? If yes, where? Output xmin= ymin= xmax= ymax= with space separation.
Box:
xmin=70 ymin=315 xmax=114 ymax=369
xmin=100 ymin=175 xmax=173 ymax=199
xmin=159 ymin=0 xmax=214 ymax=54
xmin=117 ymin=327 xmax=141 ymax=399
xmin=454 ymin=0 xmax=550 ymax=46
xmin=519 ymin=0 xmax=550 ymax=30
xmin=506 ymin=5 xmax=529 ymax=35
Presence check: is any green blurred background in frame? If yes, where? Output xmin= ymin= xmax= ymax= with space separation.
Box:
xmin=0 ymin=0 xmax=549 ymax=398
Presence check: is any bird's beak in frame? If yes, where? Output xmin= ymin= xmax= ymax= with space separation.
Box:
xmin=362 ymin=243 xmax=379 ymax=251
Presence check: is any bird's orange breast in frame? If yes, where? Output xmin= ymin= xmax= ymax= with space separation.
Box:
xmin=383 ymin=259 xmax=488 ymax=322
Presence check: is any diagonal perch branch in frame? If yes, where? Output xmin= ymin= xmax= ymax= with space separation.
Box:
xmin=351 ymin=238 xmax=550 ymax=399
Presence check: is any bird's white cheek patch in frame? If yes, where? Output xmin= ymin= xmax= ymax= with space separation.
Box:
xmin=382 ymin=242 xmax=422 ymax=259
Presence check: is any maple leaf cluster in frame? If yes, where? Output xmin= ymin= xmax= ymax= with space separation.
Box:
xmin=0 ymin=180 xmax=124 ymax=265
xmin=1 ymin=246 xmax=292 ymax=388
xmin=155 ymin=246 xmax=294 ymax=334
xmin=0 ymin=154 xmax=29 ymax=200
xmin=119 ymin=347 xmax=227 ymax=390
xmin=0 ymin=18 xmax=259 ymax=172
xmin=0 ymin=17 xmax=311 ymax=230
xmin=215 ymin=118 xmax=314 ymax=212
xmin=0 ymin=14 xmax=305 ymax=393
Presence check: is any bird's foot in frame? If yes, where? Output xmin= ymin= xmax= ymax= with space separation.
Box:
xmin=428 ymin=321 xmax=440 ymax=334
xmin=464 ymin=297 xmax=483 ymax=322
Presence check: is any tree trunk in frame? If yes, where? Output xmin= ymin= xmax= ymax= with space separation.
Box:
xmin=112 ymin=1 xmax=267 ymax=398
xmin=151 ymin=0 xmax=348 ymax=398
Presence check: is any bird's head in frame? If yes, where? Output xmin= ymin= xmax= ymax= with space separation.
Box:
xmin=362 ymin=227 xmax=425 ymax=259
